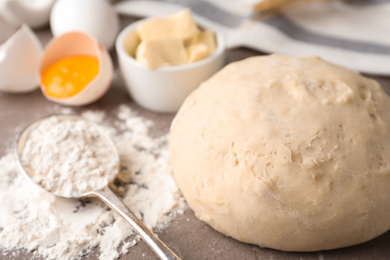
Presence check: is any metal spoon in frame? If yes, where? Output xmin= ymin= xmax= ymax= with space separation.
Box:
xmin=15 ymin=114 xmax=181 ymax=260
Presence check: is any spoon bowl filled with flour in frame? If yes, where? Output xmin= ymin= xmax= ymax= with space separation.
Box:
xmin=17 ymin=114 xmax=119 ymax=198
xmin=15 ymin=114 xmax=181 ymax=260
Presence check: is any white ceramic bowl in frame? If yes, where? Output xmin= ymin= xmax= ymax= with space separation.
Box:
xmin=116 ymin=17 xmax=225 ymax=113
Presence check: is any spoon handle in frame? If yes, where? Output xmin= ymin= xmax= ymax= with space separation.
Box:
xmin=85 ymin=186 xmax=181 ymax=260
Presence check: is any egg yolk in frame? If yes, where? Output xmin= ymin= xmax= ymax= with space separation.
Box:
xmin=42 ymin=56 xmax=99 ymax=98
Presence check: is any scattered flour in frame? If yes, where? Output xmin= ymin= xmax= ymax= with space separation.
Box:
xmin=21 ymin=116 xmax=119 ymax=198
xmin=0 ymin=105 xmax=186 ymax=260
xmin=81 ymin=110 xmax=106 ymax=123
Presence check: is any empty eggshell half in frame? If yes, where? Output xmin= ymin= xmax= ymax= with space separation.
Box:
xmin=0 ymin=24 xmax=42 ymax=93
xmin=39 ymin=32 xmax=113 ymax=106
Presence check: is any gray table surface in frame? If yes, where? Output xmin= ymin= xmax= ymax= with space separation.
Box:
xmin=1 ymin=15 xmax=390 ymax=260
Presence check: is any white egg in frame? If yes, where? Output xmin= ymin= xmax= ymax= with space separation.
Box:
xmin=0 ymin=0 xmax=56 ymax=28
xmin=0 ymin=24 xmax=43 ymax=93
xmin=50 ymin=0 xmax=119 ymax=49
xmin=39 ymin=32 xmax=113 ymax=106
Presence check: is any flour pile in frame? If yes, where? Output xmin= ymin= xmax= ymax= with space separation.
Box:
xmin=21 ymin=116 xmax=119 ymax=198
xmin=0 ymin=105 xmax=186 ymax=260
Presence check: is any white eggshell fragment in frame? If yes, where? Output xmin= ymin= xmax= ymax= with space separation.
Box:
xmin=0 ymin=24 xmax=42 ymax=93
xmin=50 ymin=0 xmax=119 ymax=49
xmin=39 ymin=32 xmax=113 ymax=106
xmin=0 ymin=0 xmax=56 ymax=28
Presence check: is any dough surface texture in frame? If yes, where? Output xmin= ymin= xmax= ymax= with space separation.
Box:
xmin=169 ymin=54 xmax=390 ymax=251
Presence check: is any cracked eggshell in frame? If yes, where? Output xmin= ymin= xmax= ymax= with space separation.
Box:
xmin=0 ymin=0 xmax=56 ymax=28
xmin=38 ymin=32 xmax=113 ymax=106
xmin=50 ymin=0 xmax=119 ymax=49
xmin=0 ymin=24 xmax=42 ymax=93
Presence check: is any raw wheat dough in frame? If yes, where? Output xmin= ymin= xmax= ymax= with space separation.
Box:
xmin=170 ymin=54 xmax=390 ymax=251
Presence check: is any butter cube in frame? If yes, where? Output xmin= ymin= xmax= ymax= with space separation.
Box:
xmin=186 ymin=30 xmax=217 ymax=63
xmin=187 ymin=44 xmax=209 ymax=63
xmin=136 ymin=37 xmax=188 ymax=69
xmin=124 ymin=30 xmax=141 ymax=58
xmin=137 ymin=9 xmax=200 ymax=41
xmin=186 ymin=30 xmax=217 ymax=53
xmin=136 ymin=17 xmax=173 ymax=41
xmin=198 ymin=30 xmax=217 ymax=54
xmin=170 ymin=9 xmax=200 ymax=40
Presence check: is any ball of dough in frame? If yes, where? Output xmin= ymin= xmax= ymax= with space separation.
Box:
xmin=170 ymin=54 xmax=390 ymax=251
